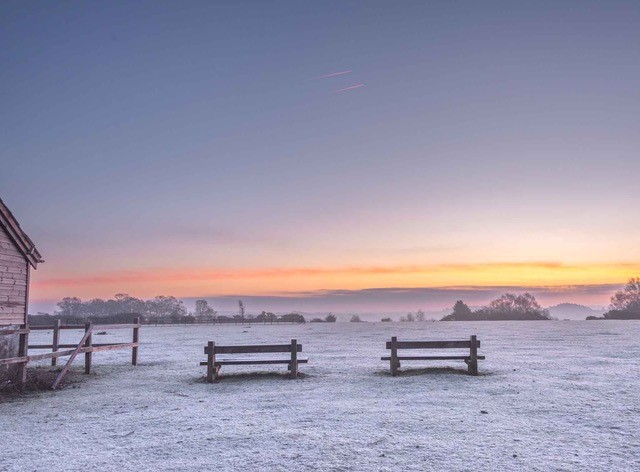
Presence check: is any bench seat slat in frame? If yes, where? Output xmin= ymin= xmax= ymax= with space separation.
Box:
xmin=381 ymin=355 xmax=486 ymax=361
xmin=200 ymin=357 xmax=309 ymax=366
xmin=386 ymin=340 xmax=480 ymax=349
xmin=205 ymin=344 xmax=302 ymax=354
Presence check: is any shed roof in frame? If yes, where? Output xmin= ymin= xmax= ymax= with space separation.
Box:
xmin=0 ymin=198 xmax=43 ymax=269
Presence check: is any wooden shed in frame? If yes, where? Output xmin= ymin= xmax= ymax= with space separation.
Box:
xmin=0 ymin=198 xmax=43 ymax=382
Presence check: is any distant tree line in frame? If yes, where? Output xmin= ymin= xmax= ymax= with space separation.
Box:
xmin=28 ymin=294 xmax=306 ymax=325
xmin=441 ymin=293 xmax=551 ymax=321
xmin=587 ymin=277 xmax=640 ymax=320
xmin=399 ymin=309 xmax=436 ymax=322
xmin=309 ymin=314 xmax=337 ymax=323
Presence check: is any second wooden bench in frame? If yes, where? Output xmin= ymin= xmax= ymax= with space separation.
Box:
xmin=382 ymin=335 xmax=484 ymax=376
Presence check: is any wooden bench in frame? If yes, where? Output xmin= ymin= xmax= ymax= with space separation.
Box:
xmin=382 ymin=335 xmax=484 ymax=376
xmin=201 ymin=339 xmax=308 ymax=382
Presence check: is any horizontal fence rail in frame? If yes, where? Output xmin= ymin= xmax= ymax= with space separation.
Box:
xmin=30 ymin=325 xmax=85 ymax=331
xmin=0 ymin=344 xmax=141 ymax=365
xmin=29 ymin=323 xmax=142 ymax=331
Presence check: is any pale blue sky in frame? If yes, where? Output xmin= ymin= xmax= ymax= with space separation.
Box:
xmin=2 ymin=1 xmax=639 ymax=307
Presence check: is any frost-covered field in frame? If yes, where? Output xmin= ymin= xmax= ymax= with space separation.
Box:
xmin=1 ymin=321 xmax=639 ymax=471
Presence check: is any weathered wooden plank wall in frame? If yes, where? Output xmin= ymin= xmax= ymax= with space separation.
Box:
xmin=0 ymin=226 xmax=28 ymax=326
xmin=0 ymin=224 xmax=29 ymax=382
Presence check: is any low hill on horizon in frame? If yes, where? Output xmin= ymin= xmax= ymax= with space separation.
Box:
xmin=547 ymin=303 xmax=605 ymax=320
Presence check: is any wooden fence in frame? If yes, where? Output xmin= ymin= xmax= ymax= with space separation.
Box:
xmin=0 ymin=317 xmax=140 ymax=390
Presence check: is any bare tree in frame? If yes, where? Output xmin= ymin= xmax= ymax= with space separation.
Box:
xmin=610 ymin=277 xmax=640 ymax=311
xmin=194 ymin=299 xmax=217 ymax=322
xmin=415 ymin=309 xmax=425 ymax=322
xmin=55 ymin=297 xmax=84 ymax=318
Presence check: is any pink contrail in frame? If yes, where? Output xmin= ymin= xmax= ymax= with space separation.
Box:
xmin=331 ymin=83 xmax=365 ymax=94
xmin=317 ymin=70 xmax=352 ymax=79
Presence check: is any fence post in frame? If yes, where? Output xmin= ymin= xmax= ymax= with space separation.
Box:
xmin=84 ymin=321 xmax=93 ymax=374
xmin=468 ymin=335 xmax=478 ymax=376
xmin=290 ymin=339 xmax=298 ymax=378
xmin=206 ymin=341 xmax=215 ymax=383
xmin=390 ymin=336 xmax=399 ymax=376
xmin=16 ymin=323 xmax=29 ymax=389
xmin=51 ymin=319 xmax=61 ymax=366
xmin=132 ymin=317 xmax=140 ymax=366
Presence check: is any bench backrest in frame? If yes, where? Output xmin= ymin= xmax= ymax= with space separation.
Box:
xmin=205 ymin=340 xmax=302 ymax=355
xmin=386 ymin=337 xmax=480 ymax=350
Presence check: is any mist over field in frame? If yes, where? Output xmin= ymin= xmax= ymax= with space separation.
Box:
xmin=30 ymin=286 xmax=614 ymax=322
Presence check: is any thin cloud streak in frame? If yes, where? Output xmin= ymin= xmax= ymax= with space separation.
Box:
xmin=316 ymin=70 xmax=352 ymax=79
xmin=331 ymin=83 xmax=364 ymax=94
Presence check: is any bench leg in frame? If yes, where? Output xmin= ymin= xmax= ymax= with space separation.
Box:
xmin=207 ymin=364 xmax=221 ymax=382
xmin=206 ymin=341 xmax=215 ymax=383
xmin=390 ymin=337 xmax=399 ymax=376
xmin=468 ymin=335 xmax=479 ymax=376
xmin=290 ymin=339 xmax=298 ymax=378
xmin=288 ymin=362 xmax=299 ymax=378
xmin=390 ymin=359 xmax=401 ymax=375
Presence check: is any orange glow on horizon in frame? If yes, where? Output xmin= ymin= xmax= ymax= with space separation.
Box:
xmin=29 ymin=261 xmax=640 ymax=301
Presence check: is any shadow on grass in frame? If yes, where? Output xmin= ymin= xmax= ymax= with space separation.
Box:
xmin=374 ymin=366 xmax=492 ymax=377
xmin=196 ymin=371 xmax=310 ymax=384
xmin=0 ymin=367 xmax=83 ymax=401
